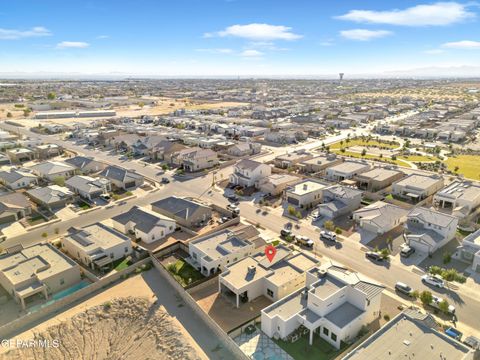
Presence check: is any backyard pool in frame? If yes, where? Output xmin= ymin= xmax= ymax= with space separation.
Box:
xmin=28 ymin=281 xmax=91 ymax=313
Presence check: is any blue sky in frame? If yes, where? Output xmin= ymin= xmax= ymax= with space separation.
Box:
xmin=0 ymin=0 xmax=479 ymax=76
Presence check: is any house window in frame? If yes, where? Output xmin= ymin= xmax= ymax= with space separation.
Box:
xmin=192 ymin=253 xmax=197 ymax=260
xmin=124 ymin=247 xmax=129 ymax=253
xmin=331 ymin=332 xmax=337 ymax=342
xmin=367 ymin=299 xmax=370 ymax=306
xmin=267 ymin=289 xmax=274 ymax=297
xmin=60 ymin=278 xmax=65 ymax=285
xmin=110 ymin=253 xmax=114 ymax=258
xmin=323 ymin=327 xmax=329 ymax=336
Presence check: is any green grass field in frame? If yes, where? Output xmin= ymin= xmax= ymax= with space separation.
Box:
xmin=332 ymin=149 xmax=412 ymax=168
xmin=274 ymin=334 xmax=347 ymax=360
xmin=445 ymin=155 xmax=480 ymax=181
xmin=330 ymin=139 xmax=399 ymax=150
xmin=167 ymin=259 xmax=204 ymax=287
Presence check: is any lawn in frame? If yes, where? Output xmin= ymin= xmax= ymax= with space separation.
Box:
xmin=445 ymin=155 xmax=480 ymax=181
xmin=332 ymin=149 xmax=412 ymax=168
xmin=274 ymin=334 xmax=347 ymax=360
xmin=401 ymin=155 xmax=436 ymax=162
xmin=167 ymin=259 xmax=204 ymax=287
xmin=330 ymin=139 xmax=399 ymax=150
xmin=269 ymin=239 xmax=281 ymax=246
xmin=113 ymin=257 xmax=132 ymax=271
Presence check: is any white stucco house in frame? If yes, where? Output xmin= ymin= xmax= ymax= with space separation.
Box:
xmin=261 ymin=265 xmax=384 ymax=349
xmin=352 ymin=201 xmax=409 ymax=235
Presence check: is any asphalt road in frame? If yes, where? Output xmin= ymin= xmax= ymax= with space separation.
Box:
xmin=1 ymin=119 xmax=479 ymax=335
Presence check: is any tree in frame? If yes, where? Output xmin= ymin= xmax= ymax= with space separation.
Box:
xmin=361 ymin=149 xmax=367 ymax=157
xmin=138 ymin=102 xmax=145 ymax=108
xmin=47 ymin=92 xmax=56 ymax=100
xmin=443 ymin=251 xmax=452 ymax=265
xmin=454 ymin=166 xmax=459 ymax=173
xmin=6 ymin=112 xmax=12 ymax=118
xmin=380 ymin=248 xmax=390 ymax=259
xmin=53 ymin=176 xmax=65 ymax=187
xmin=420 ymin=290 xmax=433 ymax=306
xmin=411 ymin=290 xmax=420 ymax=300
xmin=438 ymin=299 xmax=450 ymax=314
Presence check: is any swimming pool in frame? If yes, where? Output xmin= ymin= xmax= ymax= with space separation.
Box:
xmin=28 ymin=280 xmax=91 ymax=313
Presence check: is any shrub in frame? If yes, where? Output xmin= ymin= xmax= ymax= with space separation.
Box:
xmin=324 ymin=220 xmax=335 ymax=231
xmin=380 ymin=248 xmax=390 ymax=259
xmin=125 ymin=191 xmax=133 ymax=196
xmin=420 ymin=291 xmax=433 ymax=306
xmin=41 ymin=232 xmax=48 ymax=238
xmin=335 ymin=227 xmax=342 ymax=234
xmin=383 ymin=314 xmax=390 ymax=321
xmin=443 ymin=251 xmax=452 ymax=265
xmin=287 ymin=206 xmax=296 ymax=216
xmin=167 ymin=263 xmax=177 ymax=274
xmin=103 ymin=301 xmax=112 ymax=310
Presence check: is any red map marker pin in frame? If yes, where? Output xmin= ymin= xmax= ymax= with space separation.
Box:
xmin=265 ymin=245 xmax=277 ymax=263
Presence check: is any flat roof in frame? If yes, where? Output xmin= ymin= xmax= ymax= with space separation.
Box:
xmin=343 ymin=312 xmax=472 ymax=360
xmin=63 ymin=223 xmax=129 ymax=253
xmin=0 ymin=243 xmax=77 ymax=286
xmin=311 ymin=275 xmax=346 ymax=299
xmin=356 ymin=167 xmax=402 ymax=182
xmin=325 ymin=302 xmax=364 ymax=329
xmin=221 ymin=257 xmax=271 ymax=289
xmin=287 ymin=180 xmax=326 ymax=196
xmin=328 ymin=161 xmax=369 ymax=174
xmin=263 ymin=288 xmax=307 ymax=320
xmin=394 ymin=173 xmax=442 ymax=190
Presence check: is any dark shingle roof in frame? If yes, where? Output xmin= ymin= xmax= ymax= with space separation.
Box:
xmin=152 ymin=196 xmax=209 ymax=220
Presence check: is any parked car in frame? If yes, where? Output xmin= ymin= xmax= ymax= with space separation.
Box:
xmin=320 ymin=231 xmax=337 ymax=242
xmin=296 ymin=236 xmax=314 ymax=248
xmin=365 ymin=251 xmax=383 ymax=262
xmin=445 ymin=327 xmax=463 ymax=341
xmin=226 ymin=204 xmax=240 ymax=215
xmin=421 ymin=274 xmax=445 ymax=289
xmin=280 ymin=229 xmax=295 ymax=241
xmin=463 ymin=335 xmax=480 ymax=350
xmin=395 ymin=282 xmax=413 ymax=296
xmin=400 ymin=245 xmax=415 ymax=258
xmin=430 ymin=295 xmax=456 ymax=314
xmin=161 ymin=177 xmax=170 ymax=184
xmin=312 ymin=213 xmax=322 ymax=222
xmin=227 ymin=194 xmax=239 ymax=202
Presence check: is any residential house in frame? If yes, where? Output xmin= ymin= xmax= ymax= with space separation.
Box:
xmin=64 ymin=156 xmax=107 ymax=174
xmin=99 ymin=165 xmax=144 ymax=190
xmin=179 ymin=148 xmax=219 ymax=172
xmin=148 ymin=140 xmax=186 ymax=161
xmin=35 ymin=144 xmax=62 ymax=160
xmin=354 ymin=167 xmax=404 ymax=192
xmin=353 ymin=201 xmax=408 ymax=235
xmin=404 ymin=207 xmax=458 ymax=254
xmin=392 ymin=174 xmax=444 ymax=202
xmin=299 ymin=154 xmax=342 ymax=174
xmin=318 ymin=185 xmax=363 ymax=219
xmin=227 ymin=142 xmax=262 ymax=157
xmin=189 ymin=225 xmax=262 ymax=276
xmin=262 ymin=265 xmax=384 ymax=349
xmin=0 ymin=169 xmax=38 ymax=189
xmin=6 ymin=148 xmax=35 ymax=163
xmin=65 ymin=175 xmax=111 ymax=201
xmin=342 ymin=309 xmax=474 ymax=360
xmin=326 ymin=161 xmax=370 ymax=182
xmin=61 ymin=223 xmax=132 ymax=270
xmin=284 ymin=180 xmax=326 ymax=209
xmin=30 ymin=161 xmax=76 ymax=182
xmin=0 ymin=193 xmax=32 ymax=224
xmin=456 ymin=228 xmax=480 ymax=273
xmin=274 ymin=152 xmax=312 ymax=170
xmin=152 ymin=196 xmax=212 ymax=229
xmin=219 ymin=245 xmax=319 ymax=308
xmin=229 ymin=159 xmax=271 ymax=188
xmin=0 ymin=243 xmax=81 ymax=309
xmin=112 ymin=206 xmax=176 ymax=244
xmin=433 ymin=181 xmax=480 ymax=219
xmin=258 ymin=174 xmax=300 ymax=196
xmin=26 ymin=185 xmax=74 ymax=209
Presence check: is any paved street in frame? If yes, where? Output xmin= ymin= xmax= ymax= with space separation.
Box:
xmin=2 ymin=121 xmax=480 ymax=336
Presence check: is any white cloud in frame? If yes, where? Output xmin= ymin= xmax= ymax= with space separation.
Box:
xmin=205 ymin=23 xmax=302 ymax=41
xmin=195 ymin=48 xmax=234 ymax=54
xmin=240 ymin=49 xmax=264 ymax=57
xmin=56 ymin=41 xmax=90 ymax=49
xmin=0 ymin=26 xmax=51 ymax=40
xmin=340 ymin=29 xmax=392 ymax=41
xmin=96 ymin=35 xmax=109 ymax=39
xmin=442 ymin=40 xmax=480 ymax=49
xmin=336 ymin=2 xmax=474 ymax=26
xmin=423 ymin=49 xmax=445 ymax=54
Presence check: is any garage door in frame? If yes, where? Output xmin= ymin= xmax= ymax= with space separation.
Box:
xmin=0 ymin=214 xmax=16 ymax=224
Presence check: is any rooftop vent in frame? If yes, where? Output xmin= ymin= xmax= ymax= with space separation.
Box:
xmin=247 ymin=265 xmax=256 ymax=275
xmin=303 ymin=184 xmax=308 ymax=190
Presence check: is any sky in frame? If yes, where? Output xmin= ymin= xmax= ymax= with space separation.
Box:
xmin=0 ymin=0 xmax=480 ymax=77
